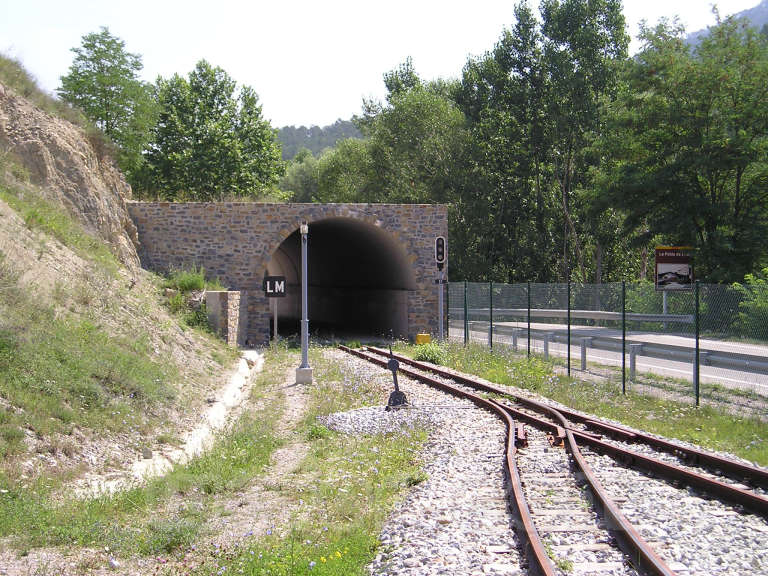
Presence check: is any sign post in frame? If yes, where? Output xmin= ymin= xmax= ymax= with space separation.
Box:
xmin=263 ymin=275 xmax=286 ymax=342
xmin=435 ymin=236 xmax=446 ymax=341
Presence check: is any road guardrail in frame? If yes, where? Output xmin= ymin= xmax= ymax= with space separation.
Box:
xmin=448 ymin=312 xmax=768 ymax=377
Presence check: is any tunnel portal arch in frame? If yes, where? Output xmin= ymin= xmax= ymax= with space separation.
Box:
xmin=126 ymin=202 xmax=447 ymax=345
xmin=266 ymin=217 xmax=418 ymax=338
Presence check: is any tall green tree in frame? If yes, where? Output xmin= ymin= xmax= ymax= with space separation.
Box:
xmin=315 ymin=138 xmax=373 ymax=202
xmin=365 ymin=81 xmax=468 ymax=204
xmin=541 ymin=0 xmax=629 ymax=280
xmin=457 ymin=2 xmax=558 ymax=281
xmin=58 ymin=27 xmax=157 ymax=184
xmin=146 ymin=60 xmax=283 ymax=200
xmin=455 ymin=0 xmax=628 ymax=282
xmin=595 ymin=16 xmax=768 ymax=281
xmin=310 ymin=60 xmax=467 ymax=206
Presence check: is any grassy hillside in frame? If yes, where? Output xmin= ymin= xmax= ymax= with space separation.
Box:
xmin=0 ymin=149 xmax=238 ymax=491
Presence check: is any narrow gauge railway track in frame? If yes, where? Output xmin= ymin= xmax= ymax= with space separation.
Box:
xmin=340 ymin=345 xmax=675 ymax=576
xmin=363 ymin=346 xmax=768 ymax=517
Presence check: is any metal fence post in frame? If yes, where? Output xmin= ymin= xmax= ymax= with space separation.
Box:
xmin=464 ymin=280 xmax=468 ymax=347
xmin=567 ymin=281 xmax=571 ymax=377
xmin=695 ymin=280 xmax=700 ymax=406
xmin=622 ymin=280 xmax=626 ymax=395
xmin=489 ymin=281 xmax=494 ymax=350
xmin=527 ymin=281 xmax=531 ymax=358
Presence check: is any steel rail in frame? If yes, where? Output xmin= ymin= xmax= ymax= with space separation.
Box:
xmin=495 ymin=397 xmax=768 ymax=512
xmin=346 ymin=345 xmax=676 ymax=575
xmin=365 ymin=346 xmax=768 ymax=515
xmin=540 ymin=404 xmax=768 ymax=490
xmin=338 ymin=345 xmax=557 ymax=576
xmin=490 ymin=398 xmax=677 ymax=576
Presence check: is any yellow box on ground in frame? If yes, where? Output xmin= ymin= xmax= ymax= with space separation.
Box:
xmin=415 ymin=333 xmax=431 ymax=344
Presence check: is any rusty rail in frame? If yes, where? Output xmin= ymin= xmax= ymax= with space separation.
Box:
xmin=338 ymin=345 xmax=558 ymax=576
xmin=365 ymin=346 xmax=768 ymax=516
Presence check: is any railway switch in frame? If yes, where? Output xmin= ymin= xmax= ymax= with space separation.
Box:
xmin=385 ymin=346 xmax=408 ymax=411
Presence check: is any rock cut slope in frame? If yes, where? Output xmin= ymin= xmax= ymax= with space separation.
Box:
xmin=0 ymin=81 xmax=139 ymax=268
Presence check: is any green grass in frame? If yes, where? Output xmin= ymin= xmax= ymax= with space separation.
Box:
xmin=231 ymin=428 xmax=425 ymax=576
xmin=298 ymin=345 xmax=392 ymax=427
xmin=0 ymin=353 xmax=286 ymax=555
xmin=199 ymin=422 xmax=426 ymax=576
xmin=186 ymin=347 xmax=429 ymax=576
xmin=396 ymin=341 xmax=768 ymax=467
xmin=0 ymin=265 xmax=176 ymax=464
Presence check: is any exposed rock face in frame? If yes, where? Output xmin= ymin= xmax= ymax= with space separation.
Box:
xmin=0 ymin=81 xmax=140 ymax=268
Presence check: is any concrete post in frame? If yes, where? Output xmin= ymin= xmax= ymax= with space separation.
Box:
xmin=543 ymin=332 xmax=553 ymax=360
xmin=580 ymin=337 xmax=593 ymax=371
xmin=629 ymin=343 xmax=643 ymax=381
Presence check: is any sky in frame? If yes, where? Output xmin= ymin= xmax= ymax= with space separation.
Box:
xmin=0 ymin=0 xmax=761 ymax=128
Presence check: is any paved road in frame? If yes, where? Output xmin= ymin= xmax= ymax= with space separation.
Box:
xmin=450 ymin=321 xmax=768 ymax=397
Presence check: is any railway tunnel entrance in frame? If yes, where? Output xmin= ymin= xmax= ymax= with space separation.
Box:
xmin=266 ymin=217 xmax=418 ymax=339
xmin=127 ymin=202 xmax=446 ymax=344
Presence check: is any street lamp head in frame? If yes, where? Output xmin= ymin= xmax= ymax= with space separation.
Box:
xmin=300 ymin=222 xmax=309 ymax=235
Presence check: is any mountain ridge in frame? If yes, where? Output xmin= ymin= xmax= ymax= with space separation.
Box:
xmin=687 ymin=0 xmax=768 ymax=44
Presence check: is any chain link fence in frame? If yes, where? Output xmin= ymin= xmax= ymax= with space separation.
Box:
xmin=448 ymin=281 xmax=768 ymax=418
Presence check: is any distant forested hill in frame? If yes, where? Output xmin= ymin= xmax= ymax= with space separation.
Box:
xmin=278 ymin=119 xmax=362 ymax=160
xmin=687 ymin=0 xmax=768 ymax=44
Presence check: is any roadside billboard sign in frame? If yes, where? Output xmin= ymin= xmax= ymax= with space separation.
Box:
xmin=655 ymin=246 xmax=693 ymax=290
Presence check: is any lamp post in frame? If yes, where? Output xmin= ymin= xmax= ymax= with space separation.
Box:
xmin=296 ymin=221 xmax=313 ymax=384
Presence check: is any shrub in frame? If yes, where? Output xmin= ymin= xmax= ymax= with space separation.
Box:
xmin=163 ymin=266 xmax=206 ymax=293
xmin=162 ymin=266 xmax=225 ymax=294
xmin=413 ymin=342 xmax=445 ymax=365
xmin=306 ymin=423 xmax=332 ymax=440
xmin=183 ymin=303 xmax=212 ymax=332
xmin=732 ymin=268 xmax=768 ymax=341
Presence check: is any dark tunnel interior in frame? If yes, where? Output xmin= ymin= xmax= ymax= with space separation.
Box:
xmin=265 ymin=218 xmax=417 ymax=339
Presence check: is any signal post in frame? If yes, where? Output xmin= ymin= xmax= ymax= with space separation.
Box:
xmin=435 ymin=236 xmax=446 ymax=341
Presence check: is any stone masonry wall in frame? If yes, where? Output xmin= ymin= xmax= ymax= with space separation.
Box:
xmin=127 ymin=203 xmax=448 ymax=345
xmin=205 ymin=291 xmax=246 ymax=347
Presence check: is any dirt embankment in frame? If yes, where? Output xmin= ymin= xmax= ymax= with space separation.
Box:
xmin=0 ymin=81 xmax=140 ymax=268
xmin=0 ymin=81 xmax=240 ymax=486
